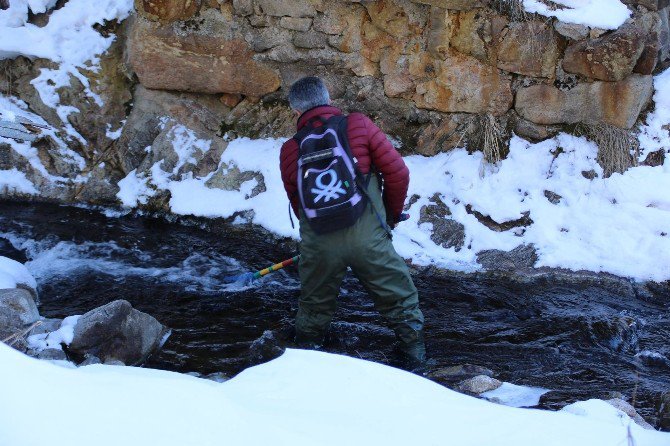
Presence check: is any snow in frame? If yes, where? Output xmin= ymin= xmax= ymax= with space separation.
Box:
xmin=523 ymin=0 xmax=631 ymax=30
xmin=0 ymin=344 xmax=667 ymax=446
xmin=0 ymin=255 xmax=36 ymax=290
xmin=27 ymin=315 xmax=80 ymax=350
xmin=481 ymin=382 xmax=550 ymax=408
xmin=0 ymin=168 xmax=37 ymax=195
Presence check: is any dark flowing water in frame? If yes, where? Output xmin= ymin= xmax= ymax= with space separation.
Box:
xmin=1 ymin=201 xmax=669 ymax=429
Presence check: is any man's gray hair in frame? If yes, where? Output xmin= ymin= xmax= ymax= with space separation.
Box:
xmin=288 ymin=77 xmax=330 ymax=112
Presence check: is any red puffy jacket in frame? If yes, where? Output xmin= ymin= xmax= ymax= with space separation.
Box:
xmin=279 ymin=105 xmax=410 ymax=222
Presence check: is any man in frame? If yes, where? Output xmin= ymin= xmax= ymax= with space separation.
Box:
xmin=279 ymin=76 xmax=425 ymax=369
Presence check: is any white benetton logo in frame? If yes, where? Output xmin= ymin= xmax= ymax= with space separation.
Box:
xmin=311 ymin=169 xmax=346 ymax=203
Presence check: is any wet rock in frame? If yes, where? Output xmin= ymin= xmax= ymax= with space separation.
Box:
xmin=128 ymin=13 xmax=281 ymax=96
xmin=419 ymin=195 xmax=465 ymax=251
xmin=582 ymin=170 xmax=599 ymax=180
xmin=428 ymin=364 xmax=495 ymax=381
xmin=563 ymin=21 xmax=647 ymax=81
xmin=79 ymin=354 xmax=102 ymax=366
xmin=588 ymin=316 xmax=639 ymax=353
xmin=658 ymin=391 xmax=670 ymax=431
xmin=69 ymin=299 xmax=169 ymax=366
xmin=606 ymin=399 xmax=655 ymax=430
xmin=642 ymin=149 xmax=666 ymax=166
xmin=203 ymin=372 xmax=229 ymax=383
xmin=496 ymin=20 xmax=560 ymax=78
xmin=33 ymin=348 xmax=68 ymax=361
xmin=465 ymin=206 xmax=532 ymax=232
xmin=0 ymin=288 xmax=40 ymax=351
xmin=135 ymin=0 xmax=201 ymax=22
xmin=248 ymin=330 xmax=285 ymax=365
xmin=456 ymin=375 xmax=503 ymax=394
xmin=544 ymin=190 xmax=562 ymax=204
xmin=516 ymin=75 xmax=654 ymax=129
xmin=477 ymin=245 xmax=538 ymax=271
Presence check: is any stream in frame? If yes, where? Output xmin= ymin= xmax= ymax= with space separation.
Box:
xmin=1 ymin=200 xmax=668 ymax=429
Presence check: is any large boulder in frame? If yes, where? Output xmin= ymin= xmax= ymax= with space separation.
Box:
xmin=496 ymin=21 xmax=560 ymax=78
xmin=68 ymin=300 xmax=169 ymax=366
xmin=0 ymin=288 xmax=40 ymax=351
xmin=135 ymin=0 xmax=200 ymax=22
xmin=515 ymin=75 xmax=654 ymax=128
xmin=414 ymin=53 xmax=513 ymax=116
xmin=411 ymin=0 xmax=485 ymax=8
xmin=128 ymin=11 xmax=281 ymax=96
xmin=563 ymin=21 xmax=648 ymax=81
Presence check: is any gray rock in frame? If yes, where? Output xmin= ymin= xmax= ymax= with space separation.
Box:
xmin=34 ymin=348 xmax=68 ymax=361
xmin=293 ymin=31 xmax=328 ymax=49
xmin=0 ymin=288 xmax=40 ymax=349
xmin=428 ymin=364 xmax=496 ymax=380
xmin=606 ymin=398 xmax=655 ymax=430
xmin=477 ymin=245 xmax=538 ymax=271
xmin=554 ymin=22 xmax=589 ymax=40
xmin=456 ymin=375 xmax=503 ymax=394
xmin=279 ymin=17 xmax=312 ymax=32
xmin=28 ymin=318 xmax=63 ymax=337
xmin=69 ymin=300 xmax=169 ymax=366
xmin=256 ymin=0 xmax=316 ymax=18
xmin=103 ymin=358 xmax=126 ymax=366
xmin=419 ymin=194 xmax=465 ymax=251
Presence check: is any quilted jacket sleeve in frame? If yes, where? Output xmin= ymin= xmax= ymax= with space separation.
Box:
xmin=279 ymin=138 xmax=300 ymax=216
xmin=356 ymin=114 xmax=409 ymax=220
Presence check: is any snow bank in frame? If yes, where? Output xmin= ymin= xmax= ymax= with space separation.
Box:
xmin=27 ymin=315 xmax=80 ymax=350
xmin=0 ymin=345 xmax=667 ymax=446
xmin=0 ymin=255 xmax=36 ymax=290
xmin=523 ymin=0 xmax=631 ymax=30
xmin=0 ymin=168 xmax=37 ymax=195
xmin=120 ymin=125 xmax=670 ymax=281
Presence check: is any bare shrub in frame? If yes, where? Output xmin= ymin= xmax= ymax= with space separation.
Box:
xmin=491 ymin=0 xmax=528 ymax=22
xmin=581 ymin=123 xmax=639 ymax=177
xmin=464 ymin=113 xmax=509 ymax=165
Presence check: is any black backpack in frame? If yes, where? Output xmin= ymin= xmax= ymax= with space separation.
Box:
xmin=293 ymin=115 xmax=370 ymax=234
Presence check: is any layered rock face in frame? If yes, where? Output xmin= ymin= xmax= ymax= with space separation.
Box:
xmin=0 ymin=0 xmax=668 ymax=210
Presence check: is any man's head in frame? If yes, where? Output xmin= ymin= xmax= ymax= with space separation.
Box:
xmin=288 ymin=76 xmax=330 ymax=114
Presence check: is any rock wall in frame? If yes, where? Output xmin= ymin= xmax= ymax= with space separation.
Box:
xmin=1 ymin=0 xmax=668 ymax=208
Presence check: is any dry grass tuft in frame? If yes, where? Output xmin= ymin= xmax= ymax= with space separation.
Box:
xmin=464 ymin=113 xmax=509 ymax=165
xmin=491 ymin=0 xmax=529 ymax=22
xmin=582 ymin=123 xmax=639 ymax=177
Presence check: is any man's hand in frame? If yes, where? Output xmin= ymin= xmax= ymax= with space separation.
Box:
xmin=388 ymin=212 xmax=410 ymax=229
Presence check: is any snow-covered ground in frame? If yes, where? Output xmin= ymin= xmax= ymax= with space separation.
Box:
xmin=115 ymin=69 xmax=670 ymax=282
xmin=0 ymin=343 xmax=668 ymax=446
xmin=523 ymin=0 xmax=631 ymax=29
xmin=0 ymin=255 xmax=36 ymax=289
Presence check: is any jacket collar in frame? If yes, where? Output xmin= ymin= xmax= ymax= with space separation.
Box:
xmin=296 ymin=105 xmax=342 ymax=130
